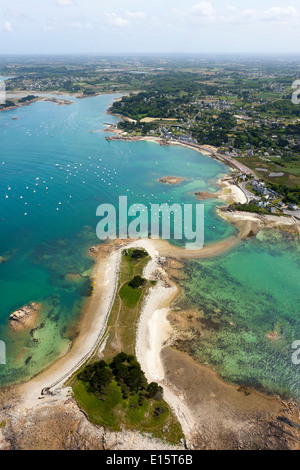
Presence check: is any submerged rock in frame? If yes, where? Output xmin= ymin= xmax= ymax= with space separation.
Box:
xmin=195 ymin=191 xmax=219 ymax=200
xmin=65 ymin=273 xmax=82 ymax=283
xmin=159 ymin=176 xmax=184 ymax=185
xmin=9 ymin=303 xmax=41 ymax=333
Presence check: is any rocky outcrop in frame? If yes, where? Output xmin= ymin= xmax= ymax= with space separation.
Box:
xmin=159 ymin=176 xmax=184 ymax=185
xmin=9 ymin=303 xmax=41 ymax=332
xmin=0 ymin=395 xmax=183 ymax=450
xmin=89 ymin=246 xmax=100 ymax=255
xmin=65 ymin=273 xmax=82 ymax=283
xmin=195 ymin=191 xmax=220 ymax=200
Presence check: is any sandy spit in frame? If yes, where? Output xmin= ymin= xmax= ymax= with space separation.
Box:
xmin=134 ymin=240 xmax=198 ymax=439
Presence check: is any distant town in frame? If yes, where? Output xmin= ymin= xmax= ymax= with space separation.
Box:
xmin=1 ymin=55 xmax=300 ymax=217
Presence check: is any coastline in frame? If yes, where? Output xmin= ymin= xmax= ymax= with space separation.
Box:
xmin=0 ymin=103 xmax=287 ymax=401
xmin=1 ymin=234 xmax=299 ymax=448
xmin=1 ymin=89 xmax=124 ymax=113
xmin=104 ymin=123 xmax=300 ymax=236
xmin=0 ymin=93 xmax=74 ymax=112
xmin=1 ymin=94 xmax=300 ymax=449
xmin=14 ymin=241 xmax=125 ymax=410
xmin=219 ymin=208 xmax=300 ymax=235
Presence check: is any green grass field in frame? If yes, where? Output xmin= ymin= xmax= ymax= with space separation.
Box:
xmin=236 ymin=156 xmax=300 ymax=186
xmin=73 ymin=375 xmax=183 ymax=444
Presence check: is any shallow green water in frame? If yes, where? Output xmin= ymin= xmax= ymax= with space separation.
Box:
xmin=0 ymin=94 xmax=232 ymax=386
xmin=180 ymin=230 xmax=300 ymax=401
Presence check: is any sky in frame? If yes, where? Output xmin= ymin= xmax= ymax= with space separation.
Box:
xmin=0 ymin=0 xmax=300 ymax=55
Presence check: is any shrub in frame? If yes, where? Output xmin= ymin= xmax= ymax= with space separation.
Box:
xmin=128 ymin=275 xmax=146 ymax=289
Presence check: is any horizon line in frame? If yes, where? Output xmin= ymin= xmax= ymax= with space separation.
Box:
xmin=1 ymin=52 xmax=300 ymax=57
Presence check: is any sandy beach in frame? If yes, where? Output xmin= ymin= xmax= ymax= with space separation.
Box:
xmin=133 ymin=240 xmax=198 ymax=439
xmin=2 ymin=230 xmax=300 ymax=449
xmin=219 ymin=208 xmax=300 ymax=236
xmin=3 ymin=227 xmax=249 ymax=428
xmin=18 ymin=242 xmax=124 ymax=410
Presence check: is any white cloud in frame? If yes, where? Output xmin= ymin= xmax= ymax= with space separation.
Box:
xmin=172 ymin=2 xmax=216 ymax=23
xmin=105 ymin=13 xmax=129 ymax=27
xmin=173 ymin=3 xmax=299 ymax=27
xmin=191 ymin=2 xmax=215 ymax=17
xmin=219 ymin=5 xmax=299 ymax=25
xmin=125 ymin=11 xmax=146 ymax=19
xmin=262 ymin=6 xmax=299 ymax=22
xmin=2 ymin=21 xmax=12 ymax=32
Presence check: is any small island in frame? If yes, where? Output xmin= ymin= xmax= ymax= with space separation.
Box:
xmin=158 ymin=176 xmax=185 ymax=185
xmin=195 ymin=191 xmax=220 ymax=200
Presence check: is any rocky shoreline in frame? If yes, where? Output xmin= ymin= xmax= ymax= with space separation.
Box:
xmin=1 ymin=95 xmax=73 ymax=113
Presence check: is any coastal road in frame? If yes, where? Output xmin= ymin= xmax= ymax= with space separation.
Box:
xmin=170 ymin=139 xmax=256 ymax=177
xmin=239 ymin=181 xmax=260 ymax=203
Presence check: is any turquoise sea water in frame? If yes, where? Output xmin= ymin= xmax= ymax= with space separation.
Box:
xmin=181 ymin=230 xmax=300 ymax=401
xmin=1 ymin=94 xmax=299 ymax=401
xmin=0 ymin=94 xmax=232 ymax=386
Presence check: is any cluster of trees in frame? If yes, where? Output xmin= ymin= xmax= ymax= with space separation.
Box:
xmin=78 ymin=353 xmax=163 ymax=403
xmin=260 ymin=99 xmax=300 ymax=118
xmin=286 ymin=122 xmax=300 ymax=135
xmin=192 ymin=127 xmax=229 ymax=147
xmin=118 ymin=120 xmax=159 ymax=136
xmin=146 ymin=72 xmax=213 ymax=95
xmin=124 ymin=248 xmax=149 ymax=260
xmin=83 ymin=89 xmax=97 ymax=95
xmin=229 ymin=202 xmax=266 ymax=214
xmin=0 ymin=100 xmax=15 ymax=109
xmin=215 ymin=112 xmax=237 ymax=130
xmin=233 ymin=130 xmax=274 ymax=150
xmin=126 ymin=249 xmax=148 ymax=260
xmin=128 ymin=275 xmax=146 ymax=289
xmin=112 ymin=92 xmax=176 ymax=120
xmin=267 ymin=182 xmax=300 ymax=204
xmin=18 ymin=95 xmax=37 ymax=103
xmin=110 ymin=72 xmax=215 ymax=121
xmin=78 ymin=360 xmax=113 ymax=398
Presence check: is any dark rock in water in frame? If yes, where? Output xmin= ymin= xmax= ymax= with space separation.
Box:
xmin=80 ymin=277 xmax=93 ymax=297
xmin=159 ymin=176 xmax=185 ymax=185
xmin=25 ymin=356 xmax=32 ymax=365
